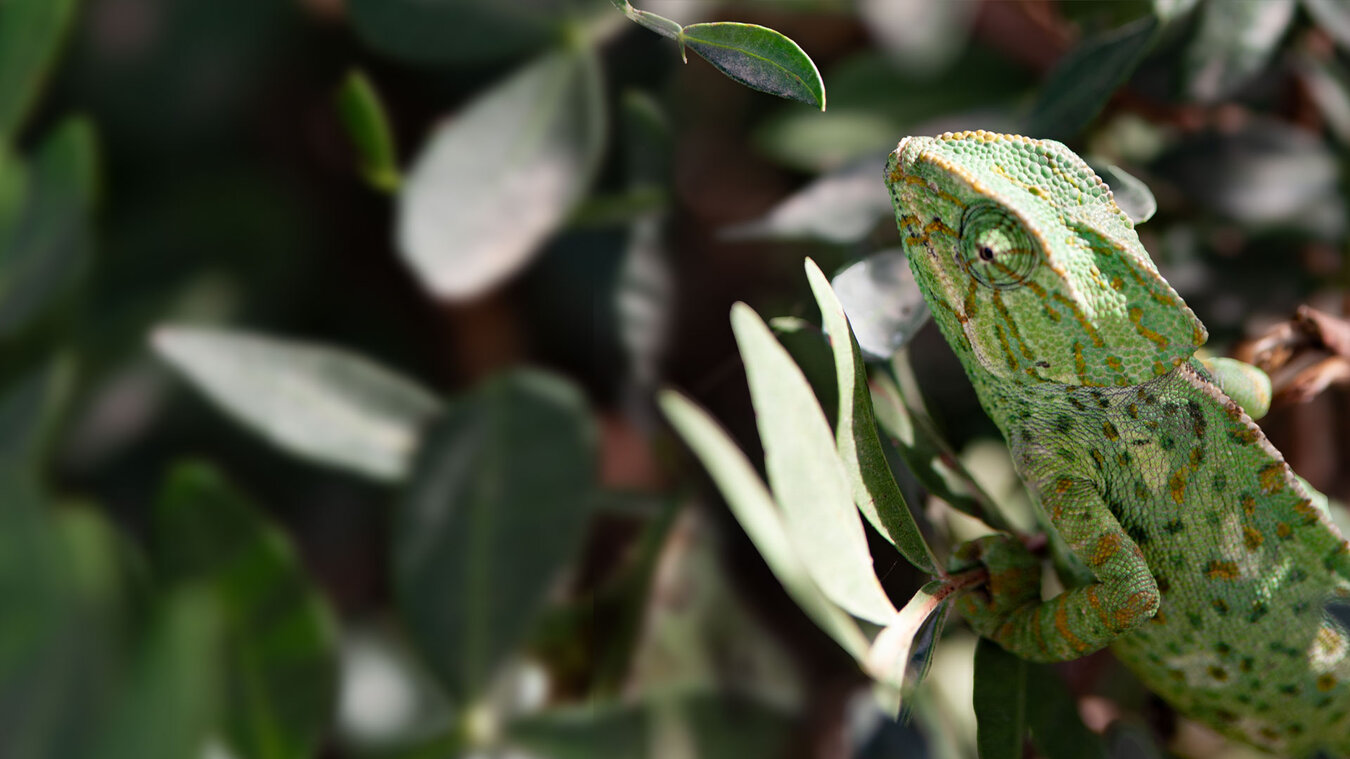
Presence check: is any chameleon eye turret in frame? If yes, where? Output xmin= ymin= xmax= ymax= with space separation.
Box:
xmin=959 ymin=202 xmax=1040 ymax=289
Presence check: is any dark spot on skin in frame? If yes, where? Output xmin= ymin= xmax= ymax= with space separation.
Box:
xmin=1279 ymin=684 xmax=1299 ymax=696
xmin=1187 ymin=612 xmax=1205 ymax=630
xmin=1212 ymin=598 xmax=1229 ymax=615
xmin=932 ymin=216 xmax=941 ymax=222
xmin=1240 ymin=657 xmax=1253 ymax=672
xmin=1036 ymin=360 xmax=1050 ymax=368
xmin=1287 ymin=724 xmax=1305 ymax=736
xmin=1213 ymin=472 xmax=1227 ymax=492
xmin=1132 ymin=439 xmax=1150 ymax=447
xmin=1055 ymin=415 xmax=1074 ymax=433
xmin=1163 ymin=519 xmax=1185 ymax=535
xmin=1293 ymin=601 xmax=1310 ymax=615
xmin=1159 ymin=436 xmax=1175 ymax=451
xmin=1286 ymin=567 xmax=1307 ymax=584
xmin=1215 ymin=642 xmax=1231 ymax=655
xmin=1187 ymin=400 xmax=1206 ymax=437
xmin=1126 ymin=523 xmax=1150 ymax=545
xmin=1249 ymin=602 xmax=1269 ymax=623
xmin=1069 ymin=397 xmax=1085 ymax=410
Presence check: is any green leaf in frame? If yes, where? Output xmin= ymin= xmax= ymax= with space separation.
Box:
xmin=1090 ymin=163 xmax=1157 ymax=225
xmin=347 ymin=0 xmax=567 ymax=65
xmin=152 ymin=326 xmax=441 ymax=482
xmin=1025 ymin=15 xmax=1159 ymax=139
xmin=0 ymin=352 xmax=73 ymax=474
xmin=831 ymin=250 xmax=930 ymax=360
xmin=509 ymin=700 xmax=648 ymax=759
xmin=973 ymin=639 xmax=1028 ymax=759
xmin=1184 ymin=0 xmax=1296 ymax=103
xmin=398 ymin=45 xmax=605 ymax=300
xmin=864 ymin=580 xmax=949 ymax=699
xmin=730 ymin=303 xmax=896 ymax=624
xmin=769 ymin=316 xmax=840 ymax=429
xmin=0 ymin=0 xmax=77 ymax=140
xmin=1026 ymin=663 xmax=1107 ymax=759
xmin=0 ymin=143 xmax=28 ymax=253
xmin=805 ymin=259 xmax=935 ymax=574
xmin=88 ymin=589 xmax=225 ymax=759
xmin=613 ymin=0 xmax=683 ymax=40
xmin=336 ymin=69 xmax=400 ymax=192
xmin=394 ymin=369 xmax=597 ymax=701
xmin=0 ymin=117 xmax=97 ymax=340
xmin=154 ymin=462 xmax=338 ymax=759
xmin=680 ymin=23 xmax=825 ymax=110
xmin=658 ymin=390 xmax=870 ymax=661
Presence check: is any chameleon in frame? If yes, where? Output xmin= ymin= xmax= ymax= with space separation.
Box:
xmin=885 ymin=130 xmax=1350 ymax=756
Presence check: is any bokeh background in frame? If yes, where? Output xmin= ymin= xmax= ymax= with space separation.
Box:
xmin=9 ymin=0 xmax=1350 ymax=757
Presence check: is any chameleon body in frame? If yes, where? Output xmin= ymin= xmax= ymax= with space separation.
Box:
xmin=886 ymin=131 xmax=1350 ymax=756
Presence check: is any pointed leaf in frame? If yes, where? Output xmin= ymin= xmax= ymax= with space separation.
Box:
xmin=394 ymin=369 xmax=597 ymax=700
xmin=805 ymin=259 xmax=935 ymax=574
xmin=336 ymin=69 xmax=400 ymax=192
xmin=865 ymin=581 xmax=949 ymax=698
xmin=1305 ymin=0 xmax=1350 ymax=51
xmin=0 ymin=352 xmax=73 ymax=474
xmin=831 ymin=250 xmax=931 ymax=360
xmin=155 ymin=463 xmax=339 ymax=759
xmin=0 ymin=117 xmax=97 ymax=339
xmin=0 ymin=0 xmax=77 ymax=139
xmin=681 ymin=23 xmax=825 ymax=110
xmin=153 ymin=327 xmax=441 ymax=482
xmin=730 ymin=303 xmax=896 ymax=624
xmin=397 ymin=46 xmax=606 ymax=300
xmin=658 ymin=390 xmax=870 ymax=660
xmin=974 ymin=639 xmax=1028 ymax=759
xmin=614 ymin=0 xmax=683 ymax=40
xmin=1026 ymin=15 xmax=1159 ymax=139
xmin=723 ymin=159 xmax=891 ymax=243
xmin=347 ymin=0 xmax=565 ymax=64
xmin=1026 ymin=663 xmax=1107 ymax=759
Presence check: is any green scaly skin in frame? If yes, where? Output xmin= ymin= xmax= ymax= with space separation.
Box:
xmin=886 ymin=131 xmax=1350 ymax=756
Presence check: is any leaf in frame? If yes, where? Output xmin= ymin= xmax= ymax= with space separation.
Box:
xmin=336 ymin=69 xmax=400 ymax=192
xmin=88 ymin=589 xmax=225 ymax=759
xmin=973 ymin=639 xmax=1028 ymax=759
xmin=729 ymin=303 xmax=897 ymax=624
xmin=1090 ymin=163 xmax=1157 ymax=225
xmin=805 ymin=260 xmax=935 ymax=574
xmin=858 ymin=0 xmax=978 ymax=75
xmin=658 ymin=390 xmax=870 ymax=661
xmin=831 ymin=250 xmax=931 ymax=360
xmin=393 ymin=369 xmax=597 ymax=701
xmin=0 ymin=117 xmax=97 ymax=340
xmin=0 ymin=352 xmax=73 ymax=474
xmin=769 ymin=317 xmax=840 ymax=429
xmin=0 ymin=143 xmax=28 ymax=253
xmin=397 ymin=45 xmax=605 ymax=300
xmin=722 ymin=159 xmax=892 ymax=244
xmin=1025 ymin=15 xmax=1160 ymax=139
xmin=681 ymin=23 xmax=826 ymax=110
xmin=864 ymin=581 xmax=950 ymax=702
xmin=152 ymin=327 xmax=441 ymax=482
xmin=613 ymin=0 xmax=683 ymax=40
xmin=508 ymin=699 xmax=648 ymax=759
xmin=1184 ymin=0 xmax=1296 ymax=103
xmin=1305 ymin=0 xmax=1350 ymax=51
xmin=346 ymin=0 xmax=567 ymax=65
xmin=154 ymin=462 xmax=338 ymax=759
xmin=0 ymin=0 xmax=77 ymax=140
xmin=1026 ymin=663 xmax=1107 ymax=759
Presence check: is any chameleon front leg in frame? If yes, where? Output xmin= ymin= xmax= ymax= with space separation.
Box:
xmin=953 ymin=477 xmax=1158 ymax=662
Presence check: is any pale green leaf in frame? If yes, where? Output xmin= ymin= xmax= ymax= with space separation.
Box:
xmin=658 ymin=390 xmax=871 ymax=660
xmin=152 ymin=327 xmax=441 ymax=482
xmin=805 ymin=259 xmax=935 ymax=574
xmin=865 ymin=581 xmax=949 ymax=699
xmin=1090 ymin=163 xmax=1157 ymax=225
xmin=397 ymin=46 xmax=605 ymax=300
xmin=394 ymin=369 xmax=597 ymax=700
xmin=722 ymin=160 xmax=891 ymax=244
xmin=336 ymin=69 xmax=400 ymax=192
xmin=730 ymin=303 xmax=896 ymax=624
xmin=831 ymin=250 xmax=931 ymax=360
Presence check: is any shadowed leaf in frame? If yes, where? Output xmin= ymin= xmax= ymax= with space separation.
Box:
xmin=0 ymin=0 xmax=77 ymax=139
xmin=974 ymin=639 xmax=1028 ymax=759
xmin=681 ymin=23 xmax=825 ymax=110
xmin=1026 ymin=15 xmax=1159 ymax=139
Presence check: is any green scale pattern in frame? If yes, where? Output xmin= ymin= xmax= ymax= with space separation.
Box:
xmin=886 ymin=131 xmax=1350 ymax=756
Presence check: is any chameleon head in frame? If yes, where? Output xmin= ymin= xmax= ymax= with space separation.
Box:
xmin=886 ymin=131 xmax=1207 ymax=387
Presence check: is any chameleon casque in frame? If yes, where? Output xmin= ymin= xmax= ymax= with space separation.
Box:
xmin=886 ymin=131 xmax=1350 ymax=756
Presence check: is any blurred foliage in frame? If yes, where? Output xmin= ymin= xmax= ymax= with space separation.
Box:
xmin=8 ymin=0 xmax=1350 ymax=757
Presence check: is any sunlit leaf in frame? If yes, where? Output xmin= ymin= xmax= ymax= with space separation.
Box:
xmin=0 ymin=117 xmax=97 ymax=340
xmin=658 ymin=390 xmax=871 ymax=660
xmin=730 ymin=303 xmax=896 ymax=624
xmin=336 ymin=69 xmax=400 ymax=192
xmin=864 ymin=581 xmax=950 ymax=707
xmin=1026 ymin=15 xmax=1159 ymax=139
xmin=153 ymin=327 xmax=441 ymax=482
xmin=722 ymin=159 xmax=891 ymax=244
xmin=347 ymin=0 xmax=568 ymax=64
xmin=831 ymin=250 xmax=931 ymax=360
xmin=613 ymin=0 xmax=683 ymax=40
xmin=857 ymin=0 xmax=977 ymax=75
xmin=155 ymin=462 xmax=338 ymax=759
xmin=681 ymin=23 xmax=825 ymax=110
xmin=0 ymin=0 xmax=77 ymax=140
xmin=397 ymin=45 xmax=605 ymax=300
xmin=394 ymin=369 xmax=597 ymax=701
xmin=1184 ymin=0 xmax=1295 ymax=103
xmin=805 ymin=260 xmax=935 ymax=574
xmin=973 ymin=639 xmax=1028 ymax=759
xmin=1090 ymin=163 xmax=1156 ymax=224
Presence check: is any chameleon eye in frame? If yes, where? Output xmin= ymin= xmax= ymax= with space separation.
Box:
xmin=959 ymin=202 xmax=1040 ymax=289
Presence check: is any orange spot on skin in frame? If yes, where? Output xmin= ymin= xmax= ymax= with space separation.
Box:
xmin=1276 ymin=522 xmax=1293 ymax=539
xmin=1241 ymin=495 xmax=1256 ymax=517
xmin=1055 ymin=601 xmax=1090 ymax=653
xmin=1318 ymin=674 xmax=1338 ymax=692
xmin=1293 ymin=500 xmax=1321 ymax=525
xmin=1129 ymin=306 xmax=1170 ymax=349
xmin=1205 ymin=560 xmax=1240 ymax=580
xmin=1091 ymin=532 xmax=1122 ymax=566
xmin=1243 ymin=526 xmax=1264 ymax=551
xmin=1055 ymin=477 xmax=1074 ymax=494
xmin=1259 ymin=463 xmax=1286 ymax=494
xmin=1102 ymin=421 xmax=1119 ymax=440
xmin=1169 ymin=470 xmax=1187 ymax=505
